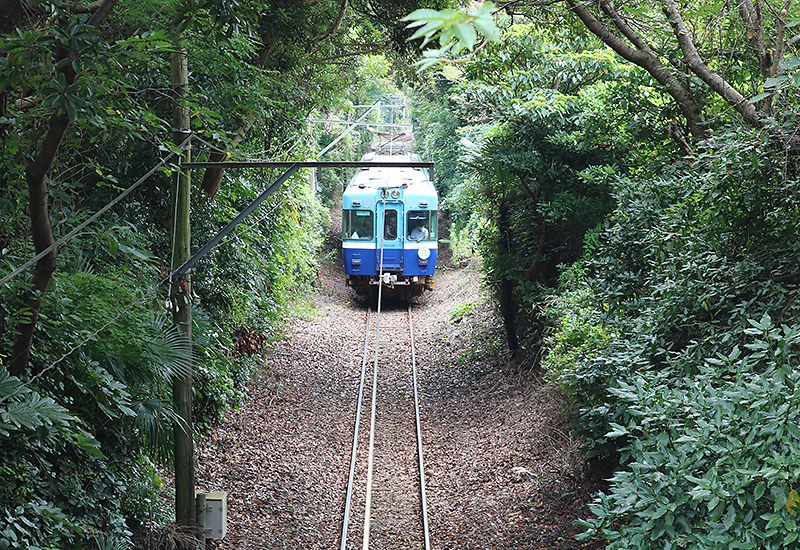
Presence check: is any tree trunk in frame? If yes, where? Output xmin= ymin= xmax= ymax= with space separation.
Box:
xmin=312 ymin=0 xmax=349 ymax=48
xmin=0 ymin=0 xmax=24 ymax=35
xmin=170 ymin=43 xmax=197 ymax=545
xmin=200 ymin=114 xmax=256 ymax=199
xmin=525 ymin=219 xmax=547 ymax=281
xmin=9 ymin=0 xmax=119 ymax=376
xmin=9 ymin=111 xmax=66 ymax=376
xmin=738 ymin=0 xmax=771 ymax=78
xmin=497 ymin=196 xmax=519 ymax=354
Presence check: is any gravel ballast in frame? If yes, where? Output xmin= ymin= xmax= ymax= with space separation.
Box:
xmin=196 ymin=255 xmax=606 ymax=549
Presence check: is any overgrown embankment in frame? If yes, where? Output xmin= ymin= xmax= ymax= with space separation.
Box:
xmin=544 ymin=130 xmax=800 ymax=547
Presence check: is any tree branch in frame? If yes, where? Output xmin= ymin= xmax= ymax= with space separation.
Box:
xmin=313 ymin=0 xmax=349 ymax=49
xmin=71 ymin=2 xmax=103 ymax=15
xmin=770 ymin=1 xmax=791 ymax=76
xmin=87 ymin=0 xmax=118 ymax=26
xmin=738 ymin=0 xmax=771 ymax=78
xmin=662 ymin=0 xmax=763 ymax=128
xmin=598 ymin=0 xmax=654 ymax=54
xmin=310 ymin=44 xmax=387 ymax=63
xmin=565 ymin=0 xmax=707 ymax=138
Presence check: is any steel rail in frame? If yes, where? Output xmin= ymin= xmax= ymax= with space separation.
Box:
xmin=409 ymin=304 xmax=431 ymax=550
xmin=340 ymin=308 xmax=372 ymax=550
xmin=342 ymin=241 xmax=430 ymax=549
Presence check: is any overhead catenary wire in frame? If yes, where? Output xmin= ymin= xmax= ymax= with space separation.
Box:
xmin=3 ymin=196 xmax=280 ymax=407
xmin=0 ymin=134 xmax=193 ymax=288
xmin=317 ymin=101 xmax=379 ymax=158
xmin=0 ymin=132 xmax=289 ymax=401
xmin=0 ymin=131 xmax=299 ymax=289
xmin=0 ymin=274 xmax=170 ymax=405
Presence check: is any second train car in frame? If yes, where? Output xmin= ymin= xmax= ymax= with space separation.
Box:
xmin=342 ymin=152 xmax=438 ymax=297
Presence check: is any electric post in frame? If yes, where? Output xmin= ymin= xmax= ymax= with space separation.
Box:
xmin=170 ymin=43 xmax=196 ymax=545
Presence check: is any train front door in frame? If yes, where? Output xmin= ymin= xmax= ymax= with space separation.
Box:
xmin=377 ymin=203 xmax=403 ymax=271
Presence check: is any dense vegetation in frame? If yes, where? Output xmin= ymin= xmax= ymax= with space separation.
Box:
xmin=409 ymin=1 xmax=800 ymax=548
xmin=4 ymin=0 xmax=800 ymax=548
xmin=0 ymin=0 xmax=432 ymax=547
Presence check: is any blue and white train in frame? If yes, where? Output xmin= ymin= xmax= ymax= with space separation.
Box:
xmin=342 ymin=152 xmax=438 ymax=297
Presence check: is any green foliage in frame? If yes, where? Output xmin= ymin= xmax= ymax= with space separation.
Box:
xmin=0 ymin=368 xmax=77 ymax=439
xmin=450 ymin=300 xmax=478 ymax=323
xmin=407 ymin=5 xmax=800 ymax=547
xmin=1 ymin=0 xmax=452 ymax=548
xmin=403 ymin=2 xmax=500 ymax=68
xmin=1 ymin=245 xmax=191 ymax=546
xmin=453 ymin=26 xmax=632 ymax=122
xmin=455 ymin=107 xmax=617 ymax=353
xmin=760 ymin=56 xmax=800 ymax=102
xmin=119 ymin=455 xmax=172 ymax=529
xmin=410 ymin=91 xmax=467 ymax=204
xmin=542 ymin=286 xmax=614 ymax=382
xmin=190 ymin=167 xmax=324 ymax=334
xmin=538 ymin=126 xmax=800 ymax=545
xmin=0 ymin=306 xmax=193 ymax=547
xmin=408 ymin=23 xmax=650 ymax=353
xmin=576 ymin=321 xmax=800 ymax=548
xmin=0 ymin=364 xmax=124 ymax=549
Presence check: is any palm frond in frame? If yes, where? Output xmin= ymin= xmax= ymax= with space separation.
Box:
xmin=130 ymin=397 xmax=185 ymax=462
xmin=142 ymin=324 xmax=194 ymax=384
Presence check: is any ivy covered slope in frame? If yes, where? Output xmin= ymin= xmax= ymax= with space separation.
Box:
xmin=0 ymin=0 xmax=426 ymax=547
xmin=407 ymin=2 xmax=800 ymax=548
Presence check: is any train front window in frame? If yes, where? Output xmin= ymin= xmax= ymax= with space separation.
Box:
xmin=383 ymin=210 xmax=398 ymax=240
xmin=343 ymin=210 xmax=374 ymax=240
xmin=407 ymin=211 xmax=437 ymax=241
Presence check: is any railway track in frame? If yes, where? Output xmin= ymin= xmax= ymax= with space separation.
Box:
xmin=340 ymin=292 xmax=431 ymax=550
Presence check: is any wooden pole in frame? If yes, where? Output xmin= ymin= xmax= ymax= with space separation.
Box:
xmin=170 ymin=42 xmax=196 ymax=545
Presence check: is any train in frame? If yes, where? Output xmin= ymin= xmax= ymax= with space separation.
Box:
xmin=342 ymin=151 xmax=438 ymax=298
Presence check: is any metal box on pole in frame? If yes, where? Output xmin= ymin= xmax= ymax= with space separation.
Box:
xmin=196 ymin=491 xmax=227 ymax=540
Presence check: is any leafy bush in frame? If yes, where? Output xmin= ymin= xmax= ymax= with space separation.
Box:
xmin=550 ymin=126 xmax=800 ymax=453
xmin=543 ymin=285 xmax=615 ymax=381
xmin=0 ymin=365 xmax=123 ymax=549
xmin=1 ymin=261 xmax=190 ymax=548
xmin=576 ymin=317 xmax=800 ymax=549
xmin=120 ymin=455 xmax=172 ymax=533
xmin=541 ymin=128 xmax=800 ymax=546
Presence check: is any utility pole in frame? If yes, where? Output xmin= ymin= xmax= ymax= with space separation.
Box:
xmin=170 ymin=42 xmax=196 ymax=544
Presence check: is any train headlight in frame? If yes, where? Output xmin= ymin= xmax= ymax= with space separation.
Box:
xmin=390 ymin=189 xmax=400 ymax=199
xmin=417 ymin=247 xmax=430 ymax=260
